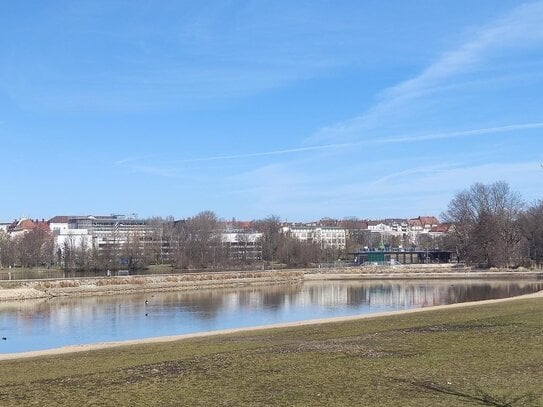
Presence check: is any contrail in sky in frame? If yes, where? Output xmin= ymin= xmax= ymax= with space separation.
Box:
xmin=168 ymin=121 xmax=543 ymax=163
xmin=115 ymin=121 xmax=543 ymax=167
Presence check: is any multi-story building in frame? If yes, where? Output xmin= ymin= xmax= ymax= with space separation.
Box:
xmin=366 ymin=221 xmax=392 ymax=234
xmin=314 ymin=227 xmax=346 ymax=250
xmin=221 ymin=228 xmax=263 ymax=261
xmin=366 ymin=219 xmax=409 ymax=236
xmin=52 ymin=215 xmax=265 ymax=263
xmin=281 ymin=225 xmax=346 ymax=250
xmin=429 ymin=223 xmax=452 ymax=238
xmin=389 ymin=219 xmax=409 ymax=234
xmin=50 ymin=214 xmax=153 ymax=253
xmin=408 ymin=216 xmax=439 ymax=233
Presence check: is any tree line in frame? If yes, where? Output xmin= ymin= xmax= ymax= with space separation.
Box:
xmin=0 ymin=211 xmax=343 ymax=271
xmin=443 ymin=181 xmax=542 ymax=268
xmin=1 ymin=181 xmax=542 ymax=271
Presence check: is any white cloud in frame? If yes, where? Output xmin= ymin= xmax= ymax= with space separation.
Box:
xmin=309 ymin=1 xmax=543 ymax=144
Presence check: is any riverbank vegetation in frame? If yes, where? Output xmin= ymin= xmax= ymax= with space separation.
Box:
xmin=0 ymin=297 xmax=541 ymax=406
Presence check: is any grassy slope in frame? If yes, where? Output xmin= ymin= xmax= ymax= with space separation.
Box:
xmin=0 ymin=299 xmax=541 ymax=406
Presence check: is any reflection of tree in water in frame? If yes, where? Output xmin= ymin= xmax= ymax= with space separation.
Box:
xmin=1 ymin=280 xmax=541 ymax=327
xmin=139 ymin=284 xmax=305 ymax=320
xmin=444 ymin=282 xmax=543 ymax=304
xmin=261 ymin=285 xmax=303 ymax=309
xmin=300 ymin=280 xmax=543 ymax=309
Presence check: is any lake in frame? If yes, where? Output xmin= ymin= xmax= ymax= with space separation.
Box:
xmin=1 ymin=278 xmax=542 ymax=354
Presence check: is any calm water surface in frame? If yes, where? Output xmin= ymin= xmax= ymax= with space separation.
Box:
xmin=1 ymin=279 xmax=541 ymax=353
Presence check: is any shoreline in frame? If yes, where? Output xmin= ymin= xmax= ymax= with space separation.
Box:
xmin=1 ymin=289 xmax=541 ymax=361
xmin=1 ymin=268 xmax=541 ymax=302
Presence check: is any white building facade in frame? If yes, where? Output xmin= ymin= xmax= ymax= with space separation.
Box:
xmin=282 ymin=225 xmax=346 ymax=250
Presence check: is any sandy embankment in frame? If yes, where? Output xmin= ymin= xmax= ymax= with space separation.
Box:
xmin=0 ymin=288 xmax=48 ymax=301
xmin=0 ymin=271 xmax=304 ymax=301
xmin=0 ymin=289 xmax=541 ymax=361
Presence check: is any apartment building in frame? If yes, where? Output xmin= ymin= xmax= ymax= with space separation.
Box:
xmin=281 ymin=225 xmax=346 ymax=250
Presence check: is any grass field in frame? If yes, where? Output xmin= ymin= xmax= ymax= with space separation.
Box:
xmin=0 ymin=298 xmax=541 ymax=406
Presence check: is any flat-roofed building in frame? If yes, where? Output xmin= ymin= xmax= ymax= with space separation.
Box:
xmin=221 ymin=228 xmax=263 ymax=261
xmin=51 ymin=214 xmax=154 ymax=253
xmin=282 ymin=225 xmax=346 ymax=250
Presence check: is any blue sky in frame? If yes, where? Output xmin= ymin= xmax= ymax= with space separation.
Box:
xmin=1 ymin=0 xmax=542 ymax=221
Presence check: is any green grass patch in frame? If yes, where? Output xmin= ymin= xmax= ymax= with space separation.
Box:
xmin=1 ymin=299 xmax=542 ymax=406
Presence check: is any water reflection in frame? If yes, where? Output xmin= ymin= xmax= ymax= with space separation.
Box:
xmin=0 ymin=279 xmax=541 ymax=354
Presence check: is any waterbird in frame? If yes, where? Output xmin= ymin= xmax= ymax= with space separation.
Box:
xmin=145 ymin=300 xmax=149 ymax=305
xmin=1 ymin=337 xmax=6 ymax=340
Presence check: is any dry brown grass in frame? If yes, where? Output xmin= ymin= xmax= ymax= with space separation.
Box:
xmin=35 ymin=280 xmax=81 ymax=289
xmin=14 ymin=271 xmax=305 ymax=295
xmin=95 ymin=278 xmax=146 ymax=286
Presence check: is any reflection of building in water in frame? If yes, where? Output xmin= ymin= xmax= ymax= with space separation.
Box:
xmin=2 ymin=281 xmax=542 ymax=353
xmin=306 ymin=284 xmax=349 ymax=307
xmin=291 ymin=282 xmax=522 ymax=309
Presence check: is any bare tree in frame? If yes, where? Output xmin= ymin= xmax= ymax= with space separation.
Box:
xmin=0 ymin=231 xmax=15 ymax=268
xmin=442 ymin=181 xmax=524 ymax=267
xmin=122 ymin=231 xmax=145 ymax=271
xmin=17 ymin=229 xmax=53 ymax=268
xmin=276 ymin=236 xmax=323 ymax=268
xmin=519 ymin=200 xmax=543 ymax=266
xmin=254 ymin=216 xmax=281 ymax=263
xmin=179 ymin=211 xmax=222 ymax=269
xmin=144 ymin=217 xmax=171 ymax=265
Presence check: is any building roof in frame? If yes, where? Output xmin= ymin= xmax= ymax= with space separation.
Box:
xmin=338 ymin=220 xmax=369 ymax=230
xmin=318 ymin=218 xmax=340 ymax=227
xmin=8 ymin=218 xmax=50 ymax=234
xmin=408 ymin=218 xmax=423 ymax=227
xmin=48 ymin=216 xmax=71 ymax=224
xmin=367 ymin=220 xmax=388 ymax=227
xmin=419 ymin=216 xmax=440 ymax=226
xmin=384 ymin=218 xmax=408 ymax=224
xmin=430 ymin=224 xmax=451 ymax=233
